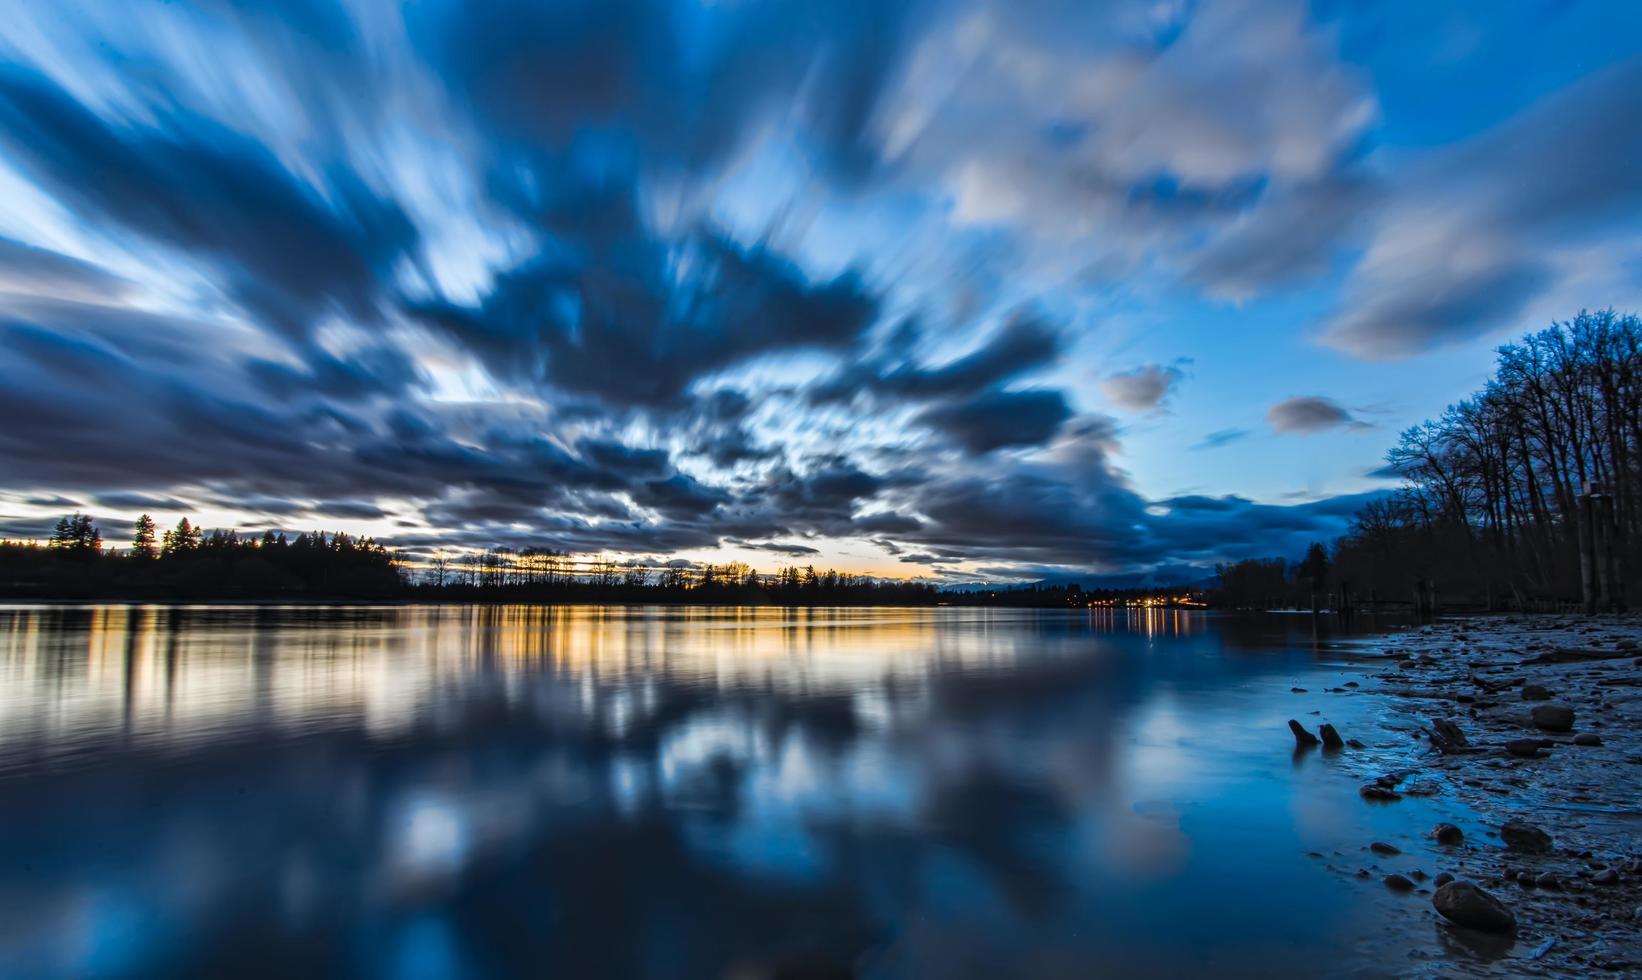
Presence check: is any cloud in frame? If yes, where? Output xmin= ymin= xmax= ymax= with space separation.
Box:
xmin=0 ymin=66 xmax=419 ymax=343
xmin=916 ymin=389 xmax=1073 ymax=454
xmin=1101 ymin=363 xmax=1183 ymax=411
xmin=1319 ymin=58 xmax=1642 ymax=358
xmin=1192 ymin=428 xmax=1249 ymax=450
xmin=1265 ymin=396 xmax=1370 ymax=434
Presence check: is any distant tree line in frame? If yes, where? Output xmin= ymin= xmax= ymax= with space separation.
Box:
xmin=0 ymin=515 xmax=403 ymax=598
xmin=1218 ymin=310 xmax=1642 ymax=610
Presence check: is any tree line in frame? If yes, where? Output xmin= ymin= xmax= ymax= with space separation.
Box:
xmin=1 ymin=514 xmax=404 ymax=598
xmin=1218 ymin=310 xmax=1642 ymax=611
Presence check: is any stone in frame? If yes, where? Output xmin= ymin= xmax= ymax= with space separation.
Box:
xmin=1594 ymin=868 xmax=1619 ymax=885
xmin=1433 ymin=881 xmax=1516 ymax=932
xmin=1318 ymin=723 xmax=1345 ymax=749
xmin=1500 ymin=820 xmax=1552 ymax=854
xmin=1434 ymin=872 xmax=1455 ymax=887
xmin=1617 ymin=639 xmax=1638 ymax=650
xmin=1521 ymin=684 xmax=1552 ymax=701
xmin=1531 ymin=703 xmax=1576 ymax=732
xmin=1534 ymin=872 xmax=1562 ymax=889
xmin=1574 ymin=732 xmax=1602 ymax=746
xmin=1360 ymin=784 xmax=1401 ymax=801
xmin=1433 ymin=823 xmax=1464 ymax=845
xmin=1506 ymin=738 xmax=1547 ymax=758
xmin=1347 ymin=738 xmax=1366 ymax=749
xmin=1288 ymin=719 xmax=1320 ymax=747
xmin=1370 ymin=841 xmax=1400 ymax=855
xmin=1385 ymin=873 xmax=1415 ymax=891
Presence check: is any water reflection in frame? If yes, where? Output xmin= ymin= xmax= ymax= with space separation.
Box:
xmin=0 ymin=605 xmax=1407 ymax=978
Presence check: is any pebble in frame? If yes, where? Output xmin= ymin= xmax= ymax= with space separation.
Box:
xmin=1385 ymin=873 xmax=1415 ymax=891
xmin=1594 ymin=868 xmax=1619 ymax=885
xmin=1574 ymin=732 xmax=1603 ymax=746
xmin=1433 ymin=823 xmax=1464 ymax=845
xmin=1522 ymin=683 xmax=1552 ymax=701
xmin=1370 ymin=841 xmax=1400 ymax=855
xmin=1434 ymin=872 xmax=1455 ymax=887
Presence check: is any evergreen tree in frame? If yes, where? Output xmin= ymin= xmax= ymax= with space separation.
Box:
xmin=132 ymin=514 xmax=158 ymax=559
xmin=161 ymin=517 xmax=201 ymax=557
xmin=50 ymin=513 xmax=101 ymax=556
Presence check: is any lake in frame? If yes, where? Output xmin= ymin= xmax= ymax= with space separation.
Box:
xmin=0 ymin=604 xmax=1439 ymax=978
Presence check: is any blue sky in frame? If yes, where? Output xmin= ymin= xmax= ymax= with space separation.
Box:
xmin=1 ymin=0 xmax=1640 ymax=583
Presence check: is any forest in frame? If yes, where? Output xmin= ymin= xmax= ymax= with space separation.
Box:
xmin=1219 ymin=310 xmax=1642 ymax=611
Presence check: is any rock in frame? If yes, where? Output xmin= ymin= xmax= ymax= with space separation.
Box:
xmin=1288 ymin=719 xmax=1320 ymax=747
xmin=1360 ymin=784 xmax=1401 ymax=801
xmin=1404 ymin=778 xmax=1442 ymax=797
xmin=1431 ymin=718 xmax=1470 ymax=749
xmin=1319 ymin=723 xmax=1345 ymax=749
xmin=1594 ymin=868 xmax=1619 ymax=885
xmin=1574 ymin=732 xmax=1603 ymax=746
xmin=1371 ymin=841 xmax=1400 ymax=855
xmin=1433 ymin=823 xmax=1464 ymax=845
xmin=1347 ymin=738 xmax=1366 ymax=749
xmin=1385 ymin=873 xmax=1415 ymax=891
xmin=1506 ymin=738 xmax=1547 ymax=758
xmin=1617 ymin=639 xmax=1638 ymax=650
xmin=1521 ymin=684 xmax=1552 ymax=701
xmin=1531 ymin=703 xmax=1576 ymax=732
xmin=1534 ymin=872 xmax=1562 ymax=889
xmin=1434 ymin=872 xmax=1455 ymax=887
xmin=1501 ymin=820 xmax=1552 ymax=854
xmin=1433 ymin=881 xmax=1516 ymax=932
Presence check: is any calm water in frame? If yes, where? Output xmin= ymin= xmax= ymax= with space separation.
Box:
xmin=0 ymin=604 xmax=1438 ymax=978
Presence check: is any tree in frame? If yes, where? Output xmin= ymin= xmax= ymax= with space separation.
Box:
xmin=50 ymin=513 xmax=101 ymax=556
xmin=132 ymin=514 xmax=158 ymax=559
xmin=1298 ymin=542 xmax=1330 ymax=594
xmin=161 ymin=517 xmax=201 ymax=557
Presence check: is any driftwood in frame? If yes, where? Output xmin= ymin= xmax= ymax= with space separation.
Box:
xmin=1529 ymin=647 xmax=1638 ymax=663
xmin=1425 ymin=718 xmax=1480 ymax=754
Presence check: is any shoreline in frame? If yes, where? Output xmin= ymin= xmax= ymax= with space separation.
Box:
xmin=1301 ymin=614 xmax=1642 ymax=975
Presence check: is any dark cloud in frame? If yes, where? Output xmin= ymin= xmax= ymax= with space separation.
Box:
xmin=414 ymin=213 xmax=878 ymax=407
xmin=917 ymin=389 xmax=1073 ymax=453
xmin=0 ymin=67 xmax=419 ymax=342
xmin=733 ymin=540 xmax=822 ymax=557
xmin=808 ymin=310 xmax=1062 ymax=407
xmin=92 ymin=492 xmax=194 ymax=512
xmin=1100 ymin=363 xmax=1183 ymax=411
xmin=1265 ymin=396 xmax=1370 ymax=434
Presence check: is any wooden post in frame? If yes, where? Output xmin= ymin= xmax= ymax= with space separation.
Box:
xmin=1599 ymin=492 xmax=1622 ymax=613
xmin=1579 ymin=486 xmax=1597 ymax=615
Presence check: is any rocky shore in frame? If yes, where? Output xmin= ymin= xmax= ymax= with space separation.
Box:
xmin=1290 ymin=615 xmax=1642 ymax=976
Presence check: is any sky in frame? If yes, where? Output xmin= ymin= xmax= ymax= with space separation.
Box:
xmin=1 ymin=0 xmax=1641 ymax=585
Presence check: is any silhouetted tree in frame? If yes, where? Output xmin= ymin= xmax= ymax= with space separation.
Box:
xmin=161 ymin=517 xmax=200 ymax=557
xmin=132 ymin=514 xmax=158 ymax=559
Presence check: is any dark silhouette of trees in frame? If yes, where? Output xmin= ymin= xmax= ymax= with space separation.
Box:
xmin=48 ymin=513 xmax=101 ymax=557
xmin=160 ymin=517 xmax=200 ymax=557
xmin=131 ymin=514 xmax=158 ymax=559
xmin=1 ymin=515 xmax=402 ymax=598
xmin=1219 ymin=310 xmax=1642 ymax=611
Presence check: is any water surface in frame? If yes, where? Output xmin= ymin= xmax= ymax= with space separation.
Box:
xmin=0 ymin=605 xmax=1427 ymax=978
